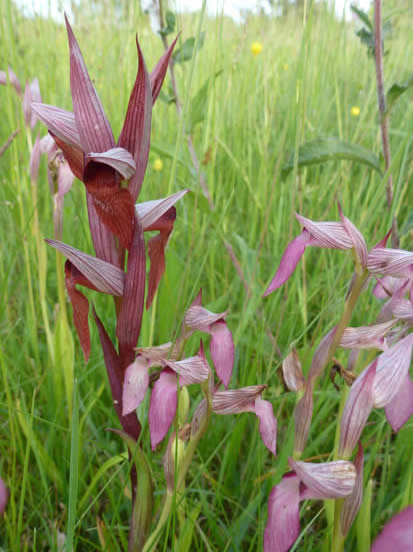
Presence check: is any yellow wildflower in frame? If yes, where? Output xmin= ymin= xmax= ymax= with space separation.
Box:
xmin=153 ymin=158 xmax=163 ymax=172
xmin=351 ymin=106 xmax=360 ymax=117
xmin=251 ymin=41 xmax=263 ymax=56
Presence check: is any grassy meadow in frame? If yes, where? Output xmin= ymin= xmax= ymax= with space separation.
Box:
xmin=1 ymin=0 xmax=413 ymax=549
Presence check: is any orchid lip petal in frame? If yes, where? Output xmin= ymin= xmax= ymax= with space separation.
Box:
xmin=0 ymin=476 xmax=9 ymax=515
xmin=135 ymin=190 xmax=189 ymax=229
xmin=46 ymin=239 xmax=124 ymax=295
xmin=291 ymin=459 xmax=356 ymax=499
xmin=149 ymin=370 xmax=178 ymax=449
xmin=371 ymin=506 xmax=413 ymax=552
xmin=86 ymin=147 xmax=136 ymax=180
xmin=384 ymin=373 xmax=413 ymax=432
xmin=255 ymin=398 xmax=277 ymax=455
xmin=209 ymin=320 xmax=234 ymax=388
xmin=122 ymin=357 xmax=150 ymax=416
xmin=264 ymin=230 xmax=311 ymax=294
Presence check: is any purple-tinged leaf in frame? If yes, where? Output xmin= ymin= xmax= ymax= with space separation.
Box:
xmin=210 ymin=320 xmax=234 ymax=388
xmin=65 ymin=16 xmax=114 ymax=153
xmin=264 ymin=474 xmax=301 ymax=552
xmin=341 ymin=443 xmax=364 ymax=536
xmin=117 ymin=36 xmax=152 ymax=202
xmin=93 ymin=308 xmax=140 ymax=440
xmin=149 ymin=370 xmax=178 ymax=449
xmin=371 ymin=506 xmax=413 ymax=552
xmin=122 ymin=357 xmax=150 ymax=416
xmin=30 ymin=133 xmax=41 ymax=183
xmin=294 ymin=381 xmax=313 ymax=455
xmin=384 ymin=374 xmax=413 ymax=432
xmin=0 ymin=476 xmax=9 ymax=515
xmin=282 ymin=349 xmax=305 ymax=392
xmin=116 ymin=216 xmax=146 ymax=367
xmin=212 ymin=385 xmax=266 ymax=414
xmin=308 ymin=327 xmax=336 ymax=382
xmin=150 ymin=36 xmax=179 ymax=104
xmin=291 ymin=459 xmax=356 ymax=499
xmin=85 ymin=147 xmax=136 ymax=180
xmin=255 ymin=398 xmax=277 ymax=455
xmin=32 ymin=103 xmax=81 ymax=149
xmin=135 ymin=190 xmax=189 ymax=229
xmin=165 ymin=353 xmax=209 ymax=385
xmin=47 ymin=239 xmax=124 ymax=295
xmin=339 ymin=362 xmax=376 ymax=458
xmin=339 ymin=320 xmax=397 ymax=351
xmin=296 ymin=214 xmax=353 ymax=249
xmin=338 ymin=204 xmax=368 ymax=267
xmin=373 ymin=334 xmax=413 ymax=408
xmin=263 ymin=230 xmax=312 ymax=295
xmin=367 ymin=248 xmax=413 ymax=278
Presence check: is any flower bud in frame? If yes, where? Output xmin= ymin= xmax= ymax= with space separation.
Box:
xmin=177 ymin=386 xmax=190 ymax=426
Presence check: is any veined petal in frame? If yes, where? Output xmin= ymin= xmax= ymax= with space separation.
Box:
xmin=212 ymin=385 xmax=266 ymax=414
xmin=341 ymin=444 xmax=364 ymax=536
xmin=57 ymin=161 xmax=75 ymax=197
xmin=371 ymin=506 xmax=413 ymax=552
xmin=122 ymin=357 xmax=150 ymax=416
xmin=264 ymin=474 xmax=301 ymax=552
xmin=367 ymin=248 xmax=413 ymax=277
xmin=263 ymin=230 xmax=311 ymax=295
xmin=150 ymin=36 xmax=179 ymax=104
xmin=86 ymin=147 xmax=136 ymax=180
xmin=65 ymin=16 xmax=114 ymax=152
xmin=373 ymin=276 xmax=407 ymax=299
xmin=292 ymin=459 xmax=356 ymax=499
xmin=294 ymin=381 xmax=313 ymax=455
xmin=32 ymin=104 xmax=81 ymax=149
xmin=392 ymin=299 xmax=413 ymax=322
xmin=135 ymin=190 xmax=189 ymax=229
xmin=296 ymin=214 xmax=353 ymax=249
xmin=47 ymin=239 xmax=124 ymax=295
xmin=339 ymin=320 xmax=397 ymax=351
xmin=136 ymin=342 xmax=180 ymax=362
xmin=339 ymin=361 xmax=376 ymax=458
xmin=338 ymin=204 xmax=368 ymax=267
xmin=184 ymin=305 xmax=226 ymax=330
xmin=0 ymin=476 xmax=8 ymax=515
xmin=282 ymin=349 xmax=305 ymax=392
xmin=149 ymin=370 xmax=178 ymax=449
xmin=308 ymin=327 xmax=336 ymax=382
xmin=117 ymin=36 xmax=152 ymax=201
xmin=373 ymin=334 xmax=413 ymax=408
xmin=52 ymin=133 xmax=84 ymax=181
xmin=165 ymin=351 xmax=210 ymax=385
xmin=255 ymin=398 xmax=277 ymax=455
xmin=86 ymin=192 xmax=120 ymax=266
xmin=384 ymin=374 xmax=413 ymax=432
xmin=210 ymin=320 xmax=234 ymax=388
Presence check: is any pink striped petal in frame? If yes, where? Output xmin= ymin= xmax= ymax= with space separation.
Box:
xmin=263 ymin=230 xmax=311 ymax=295
xmin=373 ymin=334 xmax=413 ymax=408
xmin=384 ymin=374 xmax=413 ymax=432
xmin=339 ymin=320 xmax=397 ymax=351
xmin=122 ymin=357 xmax=150 ymax=415
xmin=135 ymin=190 xmax=189 ymax=229
xmin=292 ymin=459 xmax=356 ymax=499
xmin=136 ymin=342 xmax=180 ymax=362
xmin=165 ymin=351 xmax=209 ymax=385
xmin=184 ymin=305 xmax=226 ymax=330
xmin=150 ymin=36 xmax=179 ymax=104
xmin=295 ymin=215 xmax=353 ymax=249
xmin=367 ymin=248 xmax=413 ymax=278
xmin=210 ymin=320 xmax=234 ymax=388
xmin=65 ymin=16 xmax=114 ymax=152
xmin=294 ymin=381 xmax=313 ymax=455
xmin=372 ymin=506 xmax=413 ymax=552
xmin=264 ymin=474 xmax=301 ymax=552
xmin=58 ymin=161 xmax=75 ymax=197
xmin=46 ymin=239 xmax=124 ymax=295
xmin=0 ymin=476 xmax=8 ymax=515
xmin=339 ymin=361 xmax=376 ymax=458
xmin=86 ymin=147 xmax=136 ymax=180
xmin=212 ymin=385 xmax=266 ymax=414
xmin=255 ymin=398 xmax=277 ymax=455
xmin=373 ymin=276 xmax=407 ymax=299
xmin=338 ymin=204 xmax=368 ymax=267
xmin=32 ymin=103 xmax=81 ymax=149
xmin=149 ymin=370 xmax=178 ymax=449
xmin=282 ymin=349 xmax=305 ymax=392
xmin=341 ymin=443 xmax=364 ymax=536
xmin=308 ymin=327 xmax=336 ymax=382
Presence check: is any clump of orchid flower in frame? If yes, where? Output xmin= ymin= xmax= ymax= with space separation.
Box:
xmin=263 ymin=205 xmax=413 ymax=551
xmin=34 ymin=16 xmax=276 ymax=550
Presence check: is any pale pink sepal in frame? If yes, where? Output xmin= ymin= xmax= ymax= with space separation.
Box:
xmin=86 ymin=147 xmax=136 ymax=180
xmin=339 ymin=362 xmax=376 ymax=458
xmin=264 ymin=473 xmax=301 ymax=552
xmin=295 ymin=215 xmax=353 ymax=249
xmin=341 ymin=443 xmax=364 ymax=536
xmin=149 ymin=370 xmax=178 ymax=450
xmin=136 ymin=342 xmax=179 ymax=362
xmin=122 ymin=357 xmax=150 ymax=416
xmin=263 ymin=230 xmax=311 ymax=295
xmin=165 ymin=353 xmax=209 ymax=385
xmin=0 ymin=476 xmax=8 ymax=514
xmin=373 ymin=334 xmax=413 ymax=408
xmin=255 ymin=398 xmax=277 ymax=455
xmin=371 ymin=506 xmax=413 ymax=552
xmin=212 ymin=385 xmax=266 ymax=414
xmin=338 ymin=204 xmax=368 ymax=267
xmin=291 ymin=459 xmax=356 ymax=499
xmin=31 ymin=103 xmax=81 ymax=149
xmin=184 ymin=305 xmax=226 ymax=330
xmin=282 ymin=349 xmax=305 ymax=392
xmin=384 ymin=373 xmax=413 ymax=432
xmin=373 ymin=276 xmax=407 ymax=299
xmin=135 ymin=190 xmax=189 ymax=229
xmin=294 ymin=381 xmax=313 ymax=455
xmin=308 ymin=327 xmax=336 ymax=382
xmin=367 ymin=248 xmax=413 ymax=278
xmin=340 ymin=320 xmax=397 ymax=351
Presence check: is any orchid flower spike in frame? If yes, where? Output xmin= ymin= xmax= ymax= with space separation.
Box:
xmin=264 ymin=207 xmax=367 ymax=295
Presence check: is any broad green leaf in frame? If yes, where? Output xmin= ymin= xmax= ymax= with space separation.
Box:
xmin=350 ymin=4 xmax=372 ymax=30
xmin=282 ymin=137 xmax=382 ymax=178
xmin=173 ymin=33 xmax=205 ymax=64
xmin=189 ymin=70 xmax=223 ymax=130
xmin=386 ymin=73 xmax=413 ymax=114
xmin=159 ymin=10 xmax=176 ymax=37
